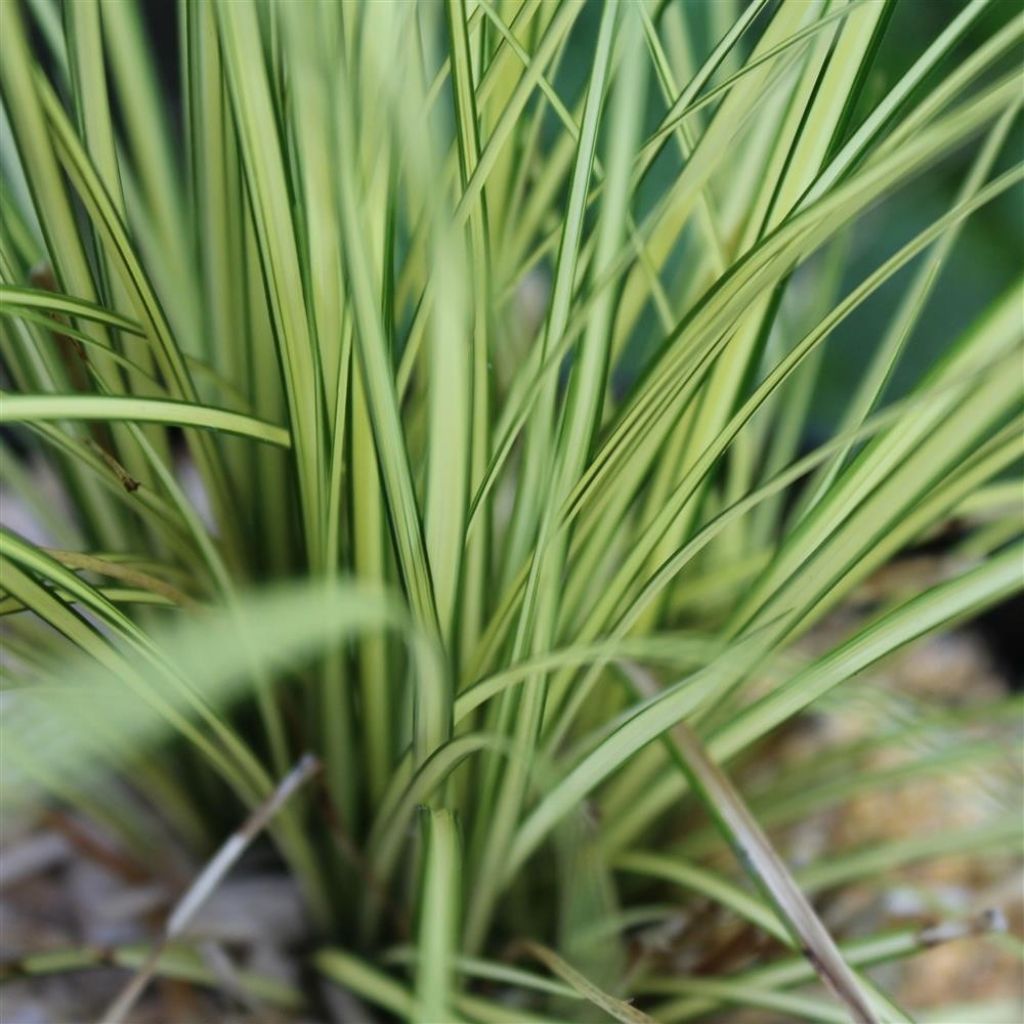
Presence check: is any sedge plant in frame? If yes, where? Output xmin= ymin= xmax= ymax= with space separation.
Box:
xmin=0 ymin=0 xmax=1022 ymax=1021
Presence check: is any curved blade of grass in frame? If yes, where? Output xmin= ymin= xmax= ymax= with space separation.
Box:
xmin=0 ymin=586 xmax=178 ymax=615
xmin=0 ymin=285 xmax=143 ymax=333
xmin=0 ymin=394 xmax=291 ymax=447
xmin=37 ymin=547 xmax=196 ymax=608
xmin=615 ymin=852 xmax=786 ymax=941
xmin=384 ymin=947 xmax=579 ymax=1000
xmin=454 ymin=634 xmax=718 ymax=724
xmin=320 ymin=948 xmax=546 ymax=1024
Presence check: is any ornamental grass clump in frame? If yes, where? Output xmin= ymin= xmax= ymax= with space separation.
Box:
xmin=0 ymin=0 xmax=1021 ymax=1021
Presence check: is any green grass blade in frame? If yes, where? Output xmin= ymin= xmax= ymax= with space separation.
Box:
xmin=1 ymin=394 xmax=291 ymax=447
xmin=416 ymin=808 xmax=462 ymax=1023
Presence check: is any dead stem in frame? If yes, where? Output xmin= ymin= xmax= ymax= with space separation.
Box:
xmin=99 ymin=754 xmax=321 ymax=1024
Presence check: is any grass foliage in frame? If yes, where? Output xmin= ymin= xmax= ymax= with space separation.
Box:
xmin=1 ymin=0 xmax=1022 ymax=1021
